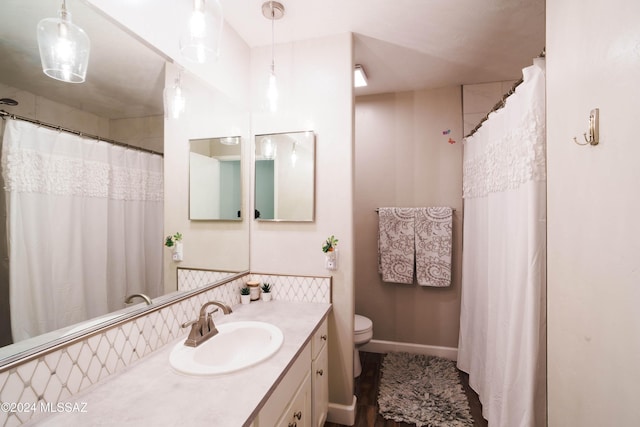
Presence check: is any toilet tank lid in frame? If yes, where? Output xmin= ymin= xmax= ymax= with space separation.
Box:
xmin=355 ymin=314 xmax=373 ymax=331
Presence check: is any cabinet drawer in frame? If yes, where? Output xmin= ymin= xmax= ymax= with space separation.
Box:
xmin=311 ymin=318 xmax=328 ymax=360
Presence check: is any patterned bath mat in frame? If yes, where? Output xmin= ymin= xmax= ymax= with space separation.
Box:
xmin=378 ymin=352 xmax=473 ymax=427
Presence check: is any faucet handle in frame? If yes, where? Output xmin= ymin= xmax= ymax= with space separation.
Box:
xmin=205 ymin=308 xmax=219 ymax=334
xmin=181 ymin=320 xmax=198 ymax=329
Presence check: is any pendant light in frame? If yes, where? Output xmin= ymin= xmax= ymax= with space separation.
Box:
xmin=261 ymin=136 xmax=277 ymax=160
xmin=164 ymin=73 xmax=187 ymax=119
xmin=262 ymin=1 xmax=284 ymax=113
xmin=36 ymin=0 xmax=90 ymax=83
xmin=180 ymin=0 xmax=224 ymax=63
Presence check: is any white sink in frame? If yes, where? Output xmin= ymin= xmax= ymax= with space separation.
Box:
xmin=169 ymin=321 xmax=284 ymax=376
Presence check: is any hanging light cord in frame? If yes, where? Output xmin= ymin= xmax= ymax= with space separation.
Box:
xmin=60 ymin=0 xmax=68 ymax=20
xmin=270 ymin=1 xmax=275 ymax=75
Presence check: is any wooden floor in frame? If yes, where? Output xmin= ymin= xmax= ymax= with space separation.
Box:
xmin=324 ymin=352 xmax=488 ymax=427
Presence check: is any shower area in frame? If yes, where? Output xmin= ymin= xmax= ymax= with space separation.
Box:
xmin=0 ymin=107 xmax=164 ymax=348
xmin=457 ymin=57 xmax=547 ymax=426
xmin=354 ymin=56 xmax=546 ymax=426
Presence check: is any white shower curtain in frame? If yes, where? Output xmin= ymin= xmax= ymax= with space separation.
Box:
xmin=2 ymin=120 xmax=164 ymax=342
xmin=457 ymin=58 xmax=547 ymax=427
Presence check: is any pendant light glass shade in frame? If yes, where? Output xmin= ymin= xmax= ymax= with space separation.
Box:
xmin=36 ymin=1 xmax=90 ymax=83
xmin=180 ymin=0 xmax=223 ymax=63
xmin=261 ymin=137 xmax=277 ymax=160
xmin=267 ymin=66 xmax=278 ymax=113
xmin=164 ymin=75 xmax=187 ymax=119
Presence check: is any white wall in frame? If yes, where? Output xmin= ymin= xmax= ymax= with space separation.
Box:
xmin=547 ymin=0 xmax=640 ymax=425
xmin=250 ymin=33 xmax=355 ymax=406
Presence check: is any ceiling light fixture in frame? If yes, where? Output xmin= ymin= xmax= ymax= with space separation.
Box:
xmin=36 ymin=0 xmax=90 ymax=83
xmin=262 ymin=1 xmax=285 ymax=113
xmin=354 ymin=64 xmax=368 ymax=88
xmin=163 ymin=73 xmax=187 ymax=119
xmin=180 ymin=0 xmax=223 ymax=63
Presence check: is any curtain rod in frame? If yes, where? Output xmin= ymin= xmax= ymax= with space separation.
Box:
xmin=464 ymin=48 xmax=546 ymax=139
xmin=0 ymin=110 xmax=163 ymax=157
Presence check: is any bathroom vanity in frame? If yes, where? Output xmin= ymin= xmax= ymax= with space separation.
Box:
xmin=251 ymin=313 xmax=328 ymax=427
xmin=24 ymin=301 xmax=331 ymax=427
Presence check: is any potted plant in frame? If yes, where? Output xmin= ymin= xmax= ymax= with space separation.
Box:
xmin=322 ymin=235 xmax=339 ymax=270
xmin=240 ymin=287 xmax=251 ymax=304
xmin=322 ymin=235 xmax=338 ymax=253
xmin=165 ymin=232 xmax=183 ymax=262
xmin=261 ymin=283 xmax=272 ymax=302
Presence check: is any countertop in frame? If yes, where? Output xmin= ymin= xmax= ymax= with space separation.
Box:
xmin=25 ymin=300 xmax=332 ymax=427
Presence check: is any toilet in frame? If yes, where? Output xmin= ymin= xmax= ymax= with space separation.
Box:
xmin=353 ymin=314 xmax=373 ymax=377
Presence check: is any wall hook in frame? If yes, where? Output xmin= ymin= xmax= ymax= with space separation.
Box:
xmin=573 ymin=108 xmax=599 ymax=146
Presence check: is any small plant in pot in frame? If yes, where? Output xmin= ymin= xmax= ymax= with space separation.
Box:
xmin=261 ymin=283 xmax=272 ymax=302
xmin=322 ymin=235 xmax=338 ymax=253
xmin=164 ymin=232 xmax=182 ymax=248
xmin=240 ymin=287 xmax=251 ymax=304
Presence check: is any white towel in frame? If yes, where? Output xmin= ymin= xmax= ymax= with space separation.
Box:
xmin=415 ymin=207 xmax=453 ymax=287
xmin=378 ymin=207 xmax=415 ymax=284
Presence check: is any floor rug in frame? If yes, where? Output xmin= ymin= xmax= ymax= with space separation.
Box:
xmin=378 ymin=352 xmax=474 ymax=427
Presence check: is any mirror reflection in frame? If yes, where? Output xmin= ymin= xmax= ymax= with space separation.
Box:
xmin=0 ymin=0 xmax=249 ymax=367
xmin=254 ymin=131 xmax=315 ymax=222
xmin=190 ymin=137 xmax=242 ymax=221
xmin=0 ymin=0 xmax=167 ymax=364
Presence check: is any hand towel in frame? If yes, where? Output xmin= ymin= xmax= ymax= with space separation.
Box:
xmin=378 ymin=207 xmax=415 ymax=284
xmin=415 ymin=207 xmax=453 ymax=287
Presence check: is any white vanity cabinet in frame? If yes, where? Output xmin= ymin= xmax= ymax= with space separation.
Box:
xmin=311 ymin=318 xmax=329 ymax=427
xmin=254 ymin=344 xmax=312 ymax=427
xmin=253 ymin=317 xmax=329 ymax=427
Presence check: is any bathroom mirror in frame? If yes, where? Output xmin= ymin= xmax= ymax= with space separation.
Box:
xmin=254 ymin=131 xmax=316 ymax=222
xmin=0 ymin=0 xmax=250 ymax=367
xmin=190 ymin=137 xmax=243 ymax=220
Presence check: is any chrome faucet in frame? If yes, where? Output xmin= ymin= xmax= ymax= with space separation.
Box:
xmin=124 ymin=293 xmax=152 ymax=305
xmin=182 ymin=301 xmax=233 ymax=347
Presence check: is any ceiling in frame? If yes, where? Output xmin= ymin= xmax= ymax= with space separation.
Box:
xmin=0 ymin=0 xmax=544 ymax=119
xmin=221 ymin=0 xmax=546 ymax=96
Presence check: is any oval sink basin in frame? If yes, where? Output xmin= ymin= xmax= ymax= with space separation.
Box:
xmin=169 ymin=321 xmax=284 ymax=376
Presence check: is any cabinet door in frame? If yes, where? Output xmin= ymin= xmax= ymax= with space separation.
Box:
xmin=311 ymin=344 xmax=328 ymax=427
xmin=311 ymin=319 xmax=328 ymax=360
xmin=256 ymin=344 xmax=311 ymax=427
xmin=277 ymin=373 xmax=311 ymax=427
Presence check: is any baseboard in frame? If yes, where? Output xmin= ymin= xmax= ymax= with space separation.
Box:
xmin=327 ymin=395 xmax=357 ymax=426
xmin=360 ymin=339 xmax=458 ymax=361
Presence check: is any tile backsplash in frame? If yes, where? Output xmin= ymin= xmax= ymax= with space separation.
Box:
xmin=0 ymin=270 xmax=330 ymax=427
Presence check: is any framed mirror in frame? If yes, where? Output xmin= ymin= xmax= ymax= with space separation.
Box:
xmin=254 ymin=131 xmax=315 ymax=222
xmin=0 ymin=0 xmax=250 ymax=368
xmin=189 ymin=136 xmax=242 ymax=221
